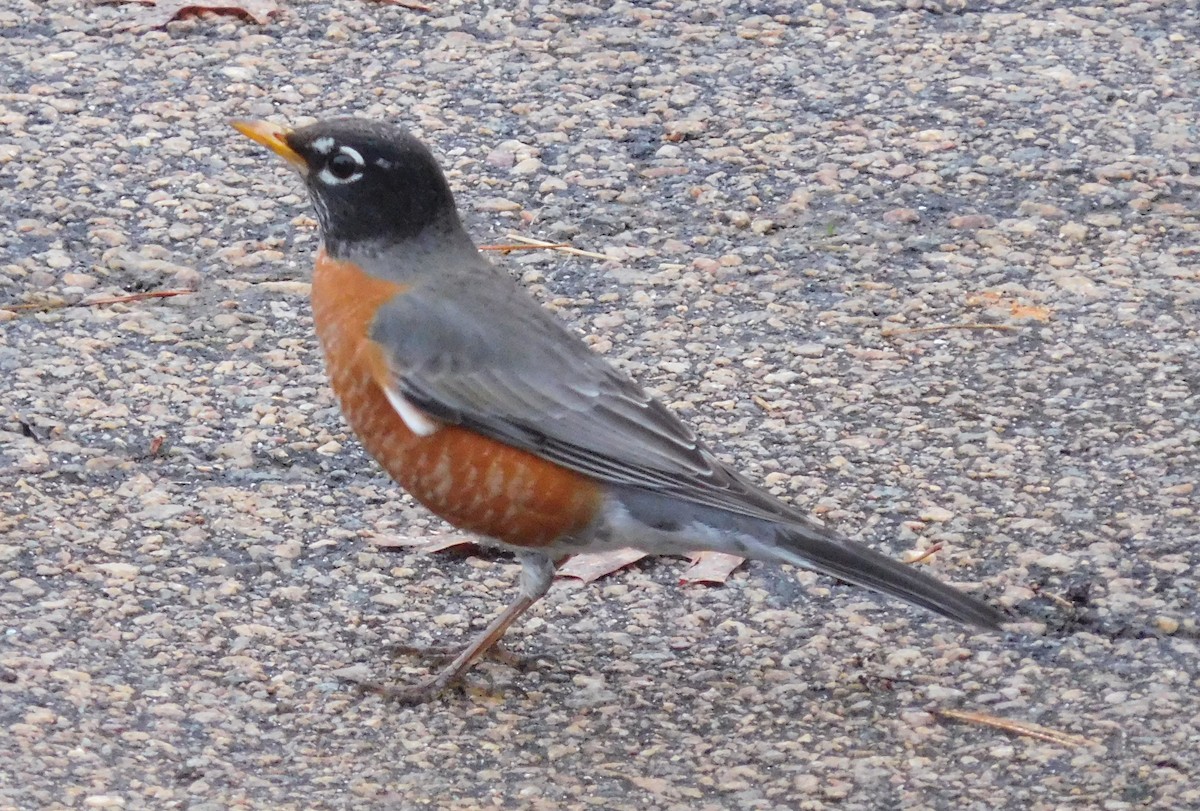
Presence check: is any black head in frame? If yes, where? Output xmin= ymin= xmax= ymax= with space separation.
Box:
xmin=234 ymin=117 xmax=464 ymax=255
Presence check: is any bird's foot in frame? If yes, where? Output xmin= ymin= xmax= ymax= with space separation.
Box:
xmin=388 ymin=641 xmax=543 ymax=672
xmin=349 ymin=674 xmax=456 ymax=706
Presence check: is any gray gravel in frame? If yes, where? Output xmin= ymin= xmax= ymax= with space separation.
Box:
xmin=3 ymin=0 xmax=1199 ymax=808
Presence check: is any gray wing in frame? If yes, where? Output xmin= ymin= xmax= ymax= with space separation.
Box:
xmin=369 ymin=268 xmax=803 ymax=525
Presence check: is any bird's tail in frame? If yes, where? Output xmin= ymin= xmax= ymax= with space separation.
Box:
xmin=746 ymin=521 xmax=1006 ymax=630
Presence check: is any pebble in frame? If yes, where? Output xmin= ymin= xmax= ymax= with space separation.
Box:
xmin=1035 ymin=553 xmax=1076 ymax=572
xmin=476 ymin=197 xmax=522 ymax=212
xmin=918 ymin=506 xmax=955 ymax=523
xmin=883 ymin=207 xmax=920 ymax=224
xmin=62 ymin=272 xmax=98 ymax=288
xmin=1154 ymin=616 xmax=1180 ymax=635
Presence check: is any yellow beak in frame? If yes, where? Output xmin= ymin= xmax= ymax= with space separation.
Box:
xmin=231 ymin=120 xmax=307 ymax=172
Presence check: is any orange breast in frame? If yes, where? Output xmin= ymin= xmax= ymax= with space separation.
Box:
xmin=310 ymin=249 xmax=603 ymax=547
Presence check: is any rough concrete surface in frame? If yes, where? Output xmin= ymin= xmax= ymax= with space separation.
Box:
xmin=1 ymin=1 xmax=1198 ymax=809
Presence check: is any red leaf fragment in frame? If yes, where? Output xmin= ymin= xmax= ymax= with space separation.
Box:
xmin=107 ymin=0 xmax=280 ymax=30
xmin=372 ymin=0 xmax=432 ymax=10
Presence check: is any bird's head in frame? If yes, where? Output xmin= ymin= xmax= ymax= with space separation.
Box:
xmin=233 ymin=117 xmax=462 ymax=255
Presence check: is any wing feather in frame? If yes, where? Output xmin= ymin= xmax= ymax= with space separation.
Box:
xmin=368 ymin=268 xmax=802 ymax=524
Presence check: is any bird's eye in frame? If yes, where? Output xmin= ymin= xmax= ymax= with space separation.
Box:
xmin=328 ymin=152 xmax=360 ymax=180
xmin=316 ymin=146 xmax=365 ymax=185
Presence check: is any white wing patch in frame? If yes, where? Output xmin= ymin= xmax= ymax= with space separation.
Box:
xmin=383 ymin=386 xmax=441 ymax=437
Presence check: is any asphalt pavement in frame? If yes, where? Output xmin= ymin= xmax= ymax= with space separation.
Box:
xmin=1 ymin=1 xmax=1198 ymax=809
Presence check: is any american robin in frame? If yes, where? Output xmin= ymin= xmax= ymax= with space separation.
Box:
xmin=232 ymin=117 xmax=1005 ymax=703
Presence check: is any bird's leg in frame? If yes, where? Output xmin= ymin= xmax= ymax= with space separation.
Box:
xmin=362 ymin=552 xmax=556 ymax=704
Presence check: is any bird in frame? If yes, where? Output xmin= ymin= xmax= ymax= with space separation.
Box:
xmin=232 ymin=117 xmax=1005 ymax=703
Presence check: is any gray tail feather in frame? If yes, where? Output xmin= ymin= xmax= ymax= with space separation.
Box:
xmin=751 ymin=523 xmax=1006 ymax=630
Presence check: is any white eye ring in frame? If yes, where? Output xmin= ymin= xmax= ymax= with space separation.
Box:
xmin=318 ymin=145 xmax=364 ymax=185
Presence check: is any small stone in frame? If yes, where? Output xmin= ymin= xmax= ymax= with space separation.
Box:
xmin=919 ymin=506 xmax=954 ymax=523
xmin=477 ymin=197 xmax=522 ymax=212
xmin=924 ymin=685 xmax=964 ymax=701
xmin=1085 ymin=213 xmax=1122 ymax=227
xmin=273 ymin=542 xmax=302 ymax=560
xmin=222 ymin=66 xmax=256 ymax=81
xmin=1059 ymin=222 xmax=1088 ymax=241
xmin=10 ymin=578 xmax=46 ymax=597
xmin=24 ymin=707 xmax=57 ymax=725
xmin=883 ymin=207 xmax=920 ymax=224
xmin=257 ymin=280 xmax=310 ymax=296
xmin=663 ymin=119 xmax=705 ymax=140
xmin=948 ymin=214 xmax=995 ymax=229
xmin=764 ymin=370 xmax=802 ymax=384
xmin=1018 ymin=201 xmax=1066 ymax=219
xmin=1155 ymin=616 xmax=1180 ymax=635
xmin=96 ymin=562 xmax=140 ymax=579
xmin=174 ymin=267 xmax=202 ymax=290
xmin=62 ymin=272 xmax=98 ymax=289
xmin=1035 ymin=553 xmax=1075 ymax=572
xmin=1054 ymin=274 xmax=1103 ymax=298
xmin=90 ymin=228 xmax=128 ymax=246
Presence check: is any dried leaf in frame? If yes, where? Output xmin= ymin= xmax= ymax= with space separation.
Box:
xmin=373 ymin=533 xmax=478 ymax=553
xmin=556 ymin=548 xmax=648 ymax=583
xmin=680 ymin=551 xmax=744 ymax=584
xmin=108 ymin=0 xmax=280 ymax=30
xmin=372 ymin=0 xmax=432 ymax=10
xmin=377 ymin=536 xmax=744 ymax=586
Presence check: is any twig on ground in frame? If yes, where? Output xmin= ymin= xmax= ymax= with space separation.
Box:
xmin=499 ymin=234 xmax=611 ymax=261
xmin=881 ymin=323 xmax=1021 ymax=338
xmin=935 ymin=709 xmax=1098 ymax=748
xmin=2 ymin=289 xmax=194 ymax=314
